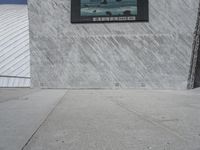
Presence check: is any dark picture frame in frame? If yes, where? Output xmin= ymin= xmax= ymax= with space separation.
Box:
xmin=71 ymin=0 xmax=148 ymax=23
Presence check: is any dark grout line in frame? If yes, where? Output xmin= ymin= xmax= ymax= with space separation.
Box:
xmin=21 ymin=90 xmax=69 ymax=150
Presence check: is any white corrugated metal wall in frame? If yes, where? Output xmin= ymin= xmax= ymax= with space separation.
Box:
xmin=0 ymin=5 xmax=30 ymax=87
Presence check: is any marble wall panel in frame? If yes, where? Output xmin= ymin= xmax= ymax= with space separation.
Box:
xmin=28 ymin=0 xmax=199 ymax=89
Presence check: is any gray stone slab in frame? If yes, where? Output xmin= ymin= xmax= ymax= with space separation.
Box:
xmin=0 ymin=89 xmax=67 ymax=150
xmin=23 ymin=90 xmax=200 ymax=150
xmin=28 ymin=0 xmax=199 ymax=89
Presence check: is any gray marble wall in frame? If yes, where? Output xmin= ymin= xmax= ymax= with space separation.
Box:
xmin=28 ymin=0 xmax=198 ymax=89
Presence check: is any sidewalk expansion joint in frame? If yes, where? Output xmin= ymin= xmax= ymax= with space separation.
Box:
xmin=21 ymin=90 xmax=69 ymax=150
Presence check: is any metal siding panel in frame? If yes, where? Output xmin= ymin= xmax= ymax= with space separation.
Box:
xmin=0 ymin=5 xmax=30 ymax=87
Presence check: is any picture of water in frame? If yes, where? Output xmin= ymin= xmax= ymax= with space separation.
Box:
xmin=81 ymin=0 xmax=137 ymax=17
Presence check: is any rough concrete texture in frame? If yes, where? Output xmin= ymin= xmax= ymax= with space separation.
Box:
xmin=28 ymin=0 xmax=198 ymax=89
xmin=0 ymin=89 xmax=67 ymax=150
xmin=23 ymin=90 xmax=200 ymax=150
xmin=1 ymin=88 xmax=199 ymax=150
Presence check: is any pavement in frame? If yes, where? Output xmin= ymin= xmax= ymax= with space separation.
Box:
xmin=0 ymin=89 xmax=200 ymax=150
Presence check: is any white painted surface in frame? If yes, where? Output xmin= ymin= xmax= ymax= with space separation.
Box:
xmin=0 ymin=76 xmax=30 ymax=87
xmin=0 ymin=5 xmax=30 ymax=87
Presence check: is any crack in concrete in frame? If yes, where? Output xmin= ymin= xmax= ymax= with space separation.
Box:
xmin=109 ymin=99 xmax=190 ymax=143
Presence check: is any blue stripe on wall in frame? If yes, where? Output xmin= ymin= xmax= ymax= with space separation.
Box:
xmin=0 ymin=0 xmax=27 ymax=4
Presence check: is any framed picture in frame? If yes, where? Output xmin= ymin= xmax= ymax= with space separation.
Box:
xmin=71 ymin=0 xmax=148 ymax=23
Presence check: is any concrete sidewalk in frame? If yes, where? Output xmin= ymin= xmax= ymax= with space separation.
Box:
xmin=0 ymin=89 xmax=67 ymax=150
xmin=0 ymin=89 xmax=200 ymax=150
